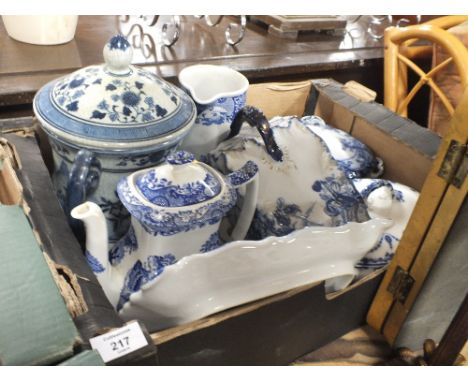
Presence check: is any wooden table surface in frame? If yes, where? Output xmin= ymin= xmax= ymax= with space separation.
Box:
xmin=293 ymin=325 xmax=468 ymax=366
xmin=0 ymin=15 xmax=386 ymax=117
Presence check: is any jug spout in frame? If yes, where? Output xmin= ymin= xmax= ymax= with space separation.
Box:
xmin=71 ymin=202 xmax=121 ymax=307
xmin=178 ymin=64 xmax=249 ymax=105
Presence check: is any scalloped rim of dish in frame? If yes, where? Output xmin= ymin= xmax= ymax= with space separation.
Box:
xmin=118 ymin=218 xmax=392 ymax=314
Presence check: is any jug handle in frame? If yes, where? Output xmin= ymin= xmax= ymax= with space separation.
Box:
xmin=228 ymin=105 xmax=284 ymax=162
xmin=66 ymin=149 xmax=101 ymax=226
xmin=225 ymin=160 xmax=259 ymax=241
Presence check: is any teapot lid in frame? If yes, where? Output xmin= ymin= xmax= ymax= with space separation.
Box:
xmin=33 ymin=35 xmax=196 ymax=152
xmin=135 ymin=151 xmax=222 ymax=207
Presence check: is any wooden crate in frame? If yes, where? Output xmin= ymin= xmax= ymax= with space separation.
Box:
xmin=3 ymin=78 xmax=465 ymax=365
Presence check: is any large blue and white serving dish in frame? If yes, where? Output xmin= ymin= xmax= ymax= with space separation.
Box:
xmin=33 ymin=35 xmax=196 ymax=242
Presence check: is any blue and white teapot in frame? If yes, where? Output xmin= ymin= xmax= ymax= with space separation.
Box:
xmin=70 ymin=151 xmax=259 ymax=309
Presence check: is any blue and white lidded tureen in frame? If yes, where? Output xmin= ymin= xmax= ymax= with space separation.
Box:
xmin=206 ymin=107 xmax=371 ymax=240
xmin=70 ymin=150 xmax=259 ymax=309
xmin=33 ymin=35 xmax=196 ymax=243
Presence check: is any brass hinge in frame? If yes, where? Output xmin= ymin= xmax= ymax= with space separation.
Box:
xmin=438 ymin=140 xmax=467 ymax=188
xmin=387 ymin=266 xmax=415 ymax=304
xmin=452 ymin=149 xmax=468 ymax=188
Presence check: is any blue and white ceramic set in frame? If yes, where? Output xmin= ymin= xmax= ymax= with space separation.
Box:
xmin=33 ymin=35 xmax=196 ymax=242
xmin=34 ymin=36 xmax=419 ymax=323
xmin=205 ymin=109 xmax=419 ymax=272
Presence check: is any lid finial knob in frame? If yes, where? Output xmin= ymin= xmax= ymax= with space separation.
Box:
xmin=103 ymin=34 xmax=133 ymax=75
xmin=167 ymin=151 xmax=195 ymax=166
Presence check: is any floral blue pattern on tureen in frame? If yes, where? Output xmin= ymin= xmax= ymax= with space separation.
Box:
xmin=301 ymin=116 xmax=384 ymax=179
xmin=37 ymin=46 xmax=195 ymax=143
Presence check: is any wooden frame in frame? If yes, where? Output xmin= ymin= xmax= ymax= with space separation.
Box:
xmin=376 ymin=22 xmax=467 ymax=348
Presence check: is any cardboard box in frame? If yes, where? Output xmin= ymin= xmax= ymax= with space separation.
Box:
xmin=1 ymin=78 xmax=450 ymax=365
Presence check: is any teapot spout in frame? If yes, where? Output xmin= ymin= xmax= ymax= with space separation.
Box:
xmin=71 ymin=202 xmax=120 ymax=307
xmin=71 ymin=202 xmax=109 ymax=270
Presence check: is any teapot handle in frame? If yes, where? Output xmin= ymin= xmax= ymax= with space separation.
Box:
xmin=225 ymin=161 xmax=259 ymax=241
xmin=228 ymin=105 xmax=284 ymax=162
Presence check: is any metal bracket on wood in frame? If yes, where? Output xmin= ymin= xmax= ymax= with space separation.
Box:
xmin=438 ymin=139 xmax=467 ymax=188
xmin=387 ymin=266 xmax=415 ymax=304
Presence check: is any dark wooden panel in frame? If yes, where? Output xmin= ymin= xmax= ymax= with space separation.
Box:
xmin=154 ymin=274 xmax=384 ymax=366
xmin=3 ymin=132 xmax=126 ymax=343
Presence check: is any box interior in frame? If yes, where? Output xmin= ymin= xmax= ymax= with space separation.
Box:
xmin=0 ymin=78 xmax=441 ymax=364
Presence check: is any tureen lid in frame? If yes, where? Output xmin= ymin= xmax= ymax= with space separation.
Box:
xmin=135 ymin=151 xmax=222 ymax=207
xmin=33 ymin=35 xmax=196 ymax=151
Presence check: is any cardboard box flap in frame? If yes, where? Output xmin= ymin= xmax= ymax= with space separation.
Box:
xmin=0 ymin=138 xmax=23 ymax=205
xmin=310 ymin=79 xmax=441 ymax=191
xmin=0 ymin=205 xmax=80 ymax=365
xmin=311 ymin=79 xmax=440 ymax=158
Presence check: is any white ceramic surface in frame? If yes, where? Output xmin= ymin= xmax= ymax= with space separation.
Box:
xmin=178 ymin=64 xmax=249 ymax=105
xmin=301 ymin=115 xmax=384 ymax=179
xmin=118 ymin=218 xmax=392 ymax=331
xmin=352 ymin=178 xmax=420 ymax=271
xmin=2 ymin=16 xmax=78 ymax=45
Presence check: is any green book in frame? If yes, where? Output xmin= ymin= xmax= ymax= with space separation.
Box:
xmin=59 ymin=350 xmax=105 ymax=366
xmin=0 ymin=205 xmax=80 ymax=365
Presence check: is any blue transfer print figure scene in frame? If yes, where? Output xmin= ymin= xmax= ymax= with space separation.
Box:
xmin=247 ymin=198 xmax=317 ymax=240
xmin=109 ymin=225 xmax=139 ymax=265
xmin=200 ymin=232 xmax=223 ymax=253
xmin=117 ymin=254 xmax=176 ymax=311
xmin=137 ymin=172 xmax=222 ymax=207
xmin=195 ymin=93 xmax=246 ymax=126
xmin=312 ymin=176 xmax=368 ymax=227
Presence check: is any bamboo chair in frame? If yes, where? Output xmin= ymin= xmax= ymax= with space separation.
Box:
xmin=384 ymin=16 xmax=468 ymax=120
